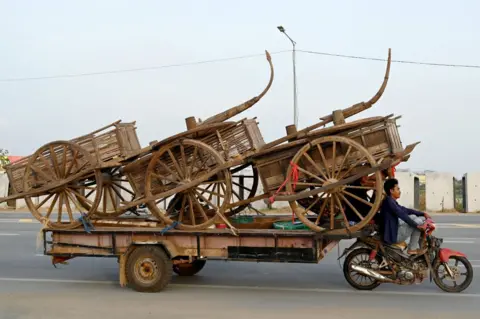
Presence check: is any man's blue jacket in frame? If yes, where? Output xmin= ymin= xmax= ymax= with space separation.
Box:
xmin=377 ymin=196 xmax=425 ymax=244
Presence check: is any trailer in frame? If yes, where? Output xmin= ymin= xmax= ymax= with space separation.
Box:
xmin=41 ymin=215 xmax=371 ymax=292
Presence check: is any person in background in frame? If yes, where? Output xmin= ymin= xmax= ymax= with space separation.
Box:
xmin=343 ymin=168 xmax=391 ymax=225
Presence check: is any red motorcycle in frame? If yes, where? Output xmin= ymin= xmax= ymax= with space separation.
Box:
xmin=340 ymin=218 xmax=473 ymax=293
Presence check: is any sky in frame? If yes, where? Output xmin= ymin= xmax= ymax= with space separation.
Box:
xmin=0 ymin=0 xmax=479 ymax=178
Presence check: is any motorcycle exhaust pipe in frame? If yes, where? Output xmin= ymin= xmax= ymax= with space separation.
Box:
xmin=351 ymin=265 xmax=394 ymax=283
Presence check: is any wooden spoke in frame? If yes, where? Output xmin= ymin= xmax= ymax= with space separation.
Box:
xmin=296 ymin=166 xmax=326 ymax=184
xmin=345 ymin=185 xmax=376 ymax=191
xmin=64 ymin=149 xmax=78 ymax=177
xmin=35 ymin=193 xmax=54 ymax=210
xmin=300 ymin=195 xmax=322 ymax=216
xmin=296 ymin=182 xmax=324 ymax=188
xmin=195 ymin=186 xmax=225 ymax=198
xmin=64 ymin=191 xmax=75 ymax=221
xmin=45 ymin=194 xmax=59 ymax=219
xmin=338 ymin=193 xmax=365 ymax=221
xmin=342 ymin=190 xmax=374 ymax=207
xmin=315 ymin=196 xmax=329 ymax=225
xmin=187 ymin=194 xmax=195 ymax=226
xmin=178 ymin=194 xmax=187 ymax=222
xmin=190 ymin=192 xmax=209 ymax=222
xmin=331 ymin=141 xmax=336 ymax=178
xmin=334 ymin=193 xmax=351 ymax=232
xmin=334 ymin=145 xmax=352 ymax=179
xmin=180 ymin=144 xmax=187 ymax=177
xmin=167 ymin=149 xmax=185 ymax=180
xmin=286 ymin=135 xmax=383 ymax=234
xmin=145 ymin=139 xmax=232 ymax=230
xmin=337 ymin=155 xmax=367 ymax=181
xmin=329 ymin=195 xmax=335 ymax=230
xmin=316 ymin=144 xmax=331 ymax=179
xmin=151 ymin=172 xmax=179 ymax=185
xmin=30 ymin=165 xmax=55 ymax=183
xmin=301 ymin=152 xmax=328 ymax=182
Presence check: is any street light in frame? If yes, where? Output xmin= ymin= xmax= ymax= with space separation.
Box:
xmin=277 ymin=25 xmax=298 ymax=128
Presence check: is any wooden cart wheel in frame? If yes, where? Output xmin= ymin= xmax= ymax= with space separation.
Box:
xmin=225 ymin=163 xmax=259 ymax=217
xmin=75 ymin=166 xmax=137 ymax=218
xmin=22 ymin=141 xmax=102 ymax=229
xmin=286 ymin=135 xmax=383 ymax=234
xmin=145 ymin=139 xmax=232 ymax=230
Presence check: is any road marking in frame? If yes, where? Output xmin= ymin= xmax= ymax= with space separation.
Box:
xmin=437 ymin=223 xmax=480 ymax=229
xmin=18 ymin=219 xmax=35 ymax=223
xmin=0 ymin=218 xmax=38 ymax=223
xmin=443 ymin=240 xmax=476 ymax=244
xmin=0 ymin=277 xmax=477 ymax=298
xmin=0 ymin=233 xmax=19 ymax=236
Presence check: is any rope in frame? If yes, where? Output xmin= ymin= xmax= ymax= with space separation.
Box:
xmin=268 ymin=161 xmax=299 ymax=203
xmin=268 ymin=161 xmax=299 ymax=222
xmin=160 ymin=221 xmax=180 ymax=235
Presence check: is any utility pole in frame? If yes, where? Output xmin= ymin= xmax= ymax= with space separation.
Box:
xmin=277 ymin=25 xmax=298 ymax=128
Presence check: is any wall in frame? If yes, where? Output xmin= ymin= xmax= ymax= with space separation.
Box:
xmin=395 ymin=171 xmax=418 ymax=209
xmin=463 ymin=172 xmax=480 ymax=212
xmin=425 ymin=172 xmax=454 ymax=211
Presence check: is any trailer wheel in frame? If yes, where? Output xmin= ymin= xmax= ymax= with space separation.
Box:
xmin=173 ymin=259 xmax=206 ymax=276
xmin=125 ymin=246 xmax=172 ymax=293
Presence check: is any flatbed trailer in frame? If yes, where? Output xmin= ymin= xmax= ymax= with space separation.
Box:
xmin=41 ymin=218 xmax=369 ymax=292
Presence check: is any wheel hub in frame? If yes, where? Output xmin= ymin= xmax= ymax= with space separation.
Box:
xmin=322 ymin=178 xmax=344 ymax=194
xmin=136 ymin=258 xmax=158 ymax=282
xmin=445 ymin=266 xmax=461 ymax=281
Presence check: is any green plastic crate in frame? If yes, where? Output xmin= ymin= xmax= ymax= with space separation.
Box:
xmin=272 ymin=219 xmax=309 ymax=230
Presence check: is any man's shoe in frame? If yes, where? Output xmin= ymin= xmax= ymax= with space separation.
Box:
xmin=407 ymin=249 xmax=426 ymax=255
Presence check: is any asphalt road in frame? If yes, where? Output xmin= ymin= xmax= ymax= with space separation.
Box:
xmin=1 ymin=212 xmax=480 ymax=319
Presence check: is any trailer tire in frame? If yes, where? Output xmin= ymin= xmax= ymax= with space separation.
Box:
xmin=126 ymin=246 xmax=172 ymax=293
xmin=173 ymin=259 xmax=206 ymax=276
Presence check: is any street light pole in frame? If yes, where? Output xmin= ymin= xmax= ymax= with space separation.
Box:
xmin=277 ymin=25 xmax=298 ymax=128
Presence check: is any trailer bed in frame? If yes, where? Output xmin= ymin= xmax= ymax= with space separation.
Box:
xmin=41 ymin=220 xmax=370 ymax=292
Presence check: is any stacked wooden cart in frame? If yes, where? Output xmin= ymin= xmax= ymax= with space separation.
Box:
xmin=0 ymin=49 xmax=419 ymax=236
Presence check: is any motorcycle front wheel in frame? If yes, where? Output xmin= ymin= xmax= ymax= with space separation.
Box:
xmin=432 ymin=255 xmax=473 ymax=293
xmin=343 ymin=248 xmax=383 ymax=291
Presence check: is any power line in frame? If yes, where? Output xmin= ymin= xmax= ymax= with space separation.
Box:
xmin=0 ymin=50 xmax=290 ymax=82
xmin=298 ymin=49 xmax=480 ymax=69
xmin=2 ymin=48 xmax=480 ymax=83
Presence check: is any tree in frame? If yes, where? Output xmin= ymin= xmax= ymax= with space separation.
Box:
xmin=0 ymin=148 xmax=10 ymax=168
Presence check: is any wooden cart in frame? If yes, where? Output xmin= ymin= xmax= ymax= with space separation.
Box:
xmin=0 ymin=48 xmax=418 ymax=236
xmin=0 ymin=51 xmax=275 ymax=229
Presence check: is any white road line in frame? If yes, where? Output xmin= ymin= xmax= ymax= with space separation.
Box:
xmin=0 ymin=233 xmax=19 ymax=236
xmin=0 ymin=277 xmax=477 ymax=298
xmin=443 ymin=240 xmax=476 ymax=244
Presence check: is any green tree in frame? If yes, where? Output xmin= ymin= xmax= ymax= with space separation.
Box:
xmin=0 ymin=149 xmax=10 ymax=168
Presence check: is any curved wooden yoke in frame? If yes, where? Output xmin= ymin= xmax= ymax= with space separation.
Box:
xmin=321 ymin=48 xmax=392 ymax=121
xmin=197 ymin=50 xmax=274 ymax=126
xmin=261 ymin=48 xmax=392 ymax=150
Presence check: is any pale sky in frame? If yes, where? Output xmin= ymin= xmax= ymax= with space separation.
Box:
xmin=1 ymin=0 xmax=479 ymax=177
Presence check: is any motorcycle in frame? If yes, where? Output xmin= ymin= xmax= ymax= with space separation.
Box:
xmin=339 ymin=218 xmax=473 ymax=293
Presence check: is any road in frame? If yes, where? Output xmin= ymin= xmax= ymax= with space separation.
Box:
xmin=0 ymin=212 xmax=480 ymax=318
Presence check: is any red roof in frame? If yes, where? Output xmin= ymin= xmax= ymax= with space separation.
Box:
xmin=7 ymin=156 xmax=23 ymax=163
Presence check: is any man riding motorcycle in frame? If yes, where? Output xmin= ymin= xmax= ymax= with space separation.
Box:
xmin=377 ymin=178 xmax=430 ymax=255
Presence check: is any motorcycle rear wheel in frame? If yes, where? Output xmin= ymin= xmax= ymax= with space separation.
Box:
xmin=432 ymin=255 xmax=473 ymax=293
xmin=343 ymin=248 xmax=383 ymax=291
